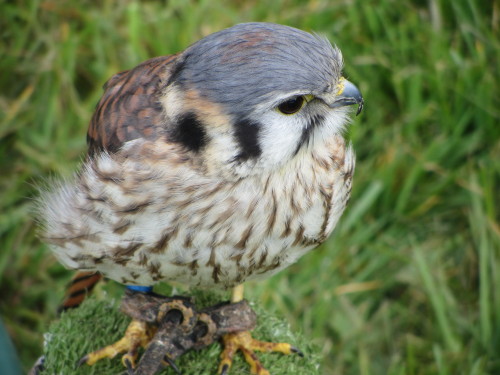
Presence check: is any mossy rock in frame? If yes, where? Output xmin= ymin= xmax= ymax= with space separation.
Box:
xmin=41 ymin=289 xmax=321 ymax=375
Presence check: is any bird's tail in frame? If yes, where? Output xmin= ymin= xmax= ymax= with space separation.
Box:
xmin=57 ymin=271 xmax=102 ymax=313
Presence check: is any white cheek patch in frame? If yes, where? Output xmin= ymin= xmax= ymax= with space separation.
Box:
xmin=312 ymin=107 xmax=350 ymax=145
xmin=254 ymin=104 xmax=350 ymax=169
xmin=257 ymin=111 xmax=305 ymax=167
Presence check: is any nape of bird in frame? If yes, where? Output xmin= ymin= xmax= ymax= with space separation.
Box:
xmin=38 ymin=22 xmax=363 ymax=375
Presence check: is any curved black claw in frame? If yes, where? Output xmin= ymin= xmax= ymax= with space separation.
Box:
xmin=291 ymin=346 xmax=304 ymax=357
xmin=163 ymin=355 xmax=182 ymax=375
xmin=220 ymin=363 xmax=230 ymax=375
xmin=124 ymin=358 xmax=134 ymax=375
xmin=76 ymin=355 xmax=88 ymax=369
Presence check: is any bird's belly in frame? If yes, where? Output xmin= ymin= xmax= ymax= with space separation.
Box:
xmin=96 ymin=163 xmax=352 ymax=288
xmin=45 ymin=137 xmax=354 ymax=289
xmin=98 ymin=201 xmax=329 ymax=288
xmin=138 ymin=241 xmax=317 ymax=289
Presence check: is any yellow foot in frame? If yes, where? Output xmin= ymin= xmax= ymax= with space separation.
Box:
xmin=217 ymin=331 xmax=303 ymax=375
xmin=78 ymin=319 xmax=156 ymax=370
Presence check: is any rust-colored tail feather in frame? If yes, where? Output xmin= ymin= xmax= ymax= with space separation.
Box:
xmin=58 ymin=271 xmax=102 ymax=314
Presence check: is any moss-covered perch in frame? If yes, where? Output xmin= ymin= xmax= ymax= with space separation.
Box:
xmin=40 ymin=289 xmax=321 ymax=374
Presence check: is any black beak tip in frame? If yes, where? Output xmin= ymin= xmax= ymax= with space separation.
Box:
xmin=356 ymin=99 xmax=364 ymax=116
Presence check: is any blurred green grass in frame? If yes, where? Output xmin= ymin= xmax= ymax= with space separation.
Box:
xmin=1 ymin=0 xmax=499 ymax=374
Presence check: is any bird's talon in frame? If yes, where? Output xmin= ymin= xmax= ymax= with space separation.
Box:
xmin=163 ymin=355 xmax=183 ymax=375
xmin=76 ymin=355 xmax=88 ymax=368
xmin=122 ymin=355 xmax=133 ymax=368
xmin=219 ymin=331 xmax=299 ymax=375
xmin=290 ymin=346 xmax=304 ymax=357
xmin=79 ymin=319 xmax=151 ymax=369
xmin=122 ymin=353 xmax=137 ymax=369
xmin=219 ymin=363 xmax=230 ymax=375
xmin=124 ymin=358 xmax=135 ymax=375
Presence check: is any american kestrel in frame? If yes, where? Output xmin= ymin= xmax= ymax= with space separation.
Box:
xmin=38 ymin=22 xmax=363 ymax=374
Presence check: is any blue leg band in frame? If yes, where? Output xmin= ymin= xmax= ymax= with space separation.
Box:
xmin=126 ymin=285 xmax=153 ymax=293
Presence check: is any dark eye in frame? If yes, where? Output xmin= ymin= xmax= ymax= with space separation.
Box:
xmin=277 ymin=96 xmax=305 ymax=115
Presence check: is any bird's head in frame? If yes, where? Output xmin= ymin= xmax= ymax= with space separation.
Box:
xmin=161 ymin=22 xmax=363 ymax=178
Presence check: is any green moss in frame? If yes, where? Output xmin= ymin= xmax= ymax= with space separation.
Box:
xmin=41 ymin=290 xmax=321 ymax=375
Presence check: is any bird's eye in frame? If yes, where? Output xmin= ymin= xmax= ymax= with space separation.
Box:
xmin=277 ymin=96 xmax=305 ymax=115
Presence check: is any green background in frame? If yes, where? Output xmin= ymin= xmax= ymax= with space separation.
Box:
xmin=1 ymin=0 xmax=499 ymax=374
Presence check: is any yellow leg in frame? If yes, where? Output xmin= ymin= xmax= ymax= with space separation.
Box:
xmin=218 ymin=284 xmax=302 ymax=375
xmin=231 ymin=284 xmax=245 ymax=303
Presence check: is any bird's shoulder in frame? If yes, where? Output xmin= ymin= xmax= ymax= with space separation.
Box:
xmin=86 ymin=54 xmax=179 ymax=156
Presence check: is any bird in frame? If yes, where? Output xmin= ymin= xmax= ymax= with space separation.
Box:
xmin=37 ymin=22 xmax=363 ymax=375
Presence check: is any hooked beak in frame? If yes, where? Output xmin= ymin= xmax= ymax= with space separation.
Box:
xmin=327 ymin=77 xmax=364 ymax=116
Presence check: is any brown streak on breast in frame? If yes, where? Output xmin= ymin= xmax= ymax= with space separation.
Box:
xmin=292 ymin=224 xmax=306 ymax=247
xmin=86 ymin=195 xmax=107 ymax=203
xmin=343 ymin=169 xmax=353 ymax=182
xmin=183 ymin=231 xmax=193 ymax=248
xmin=113 ymin=219 xmax=132 ymax=235
xmin=257 ymin=249 xmax=268 ymax=268
xmin=266 ymin=190 xmax=278 ymax=235
xmin=262 ymin=175 xmax=272 ymax=196
xmin=176 ymin=198 xmax=195 ymax=211
xmin=151 ymin=228 xmax=178 ymax=254
xmin=202 ymin=182 xmax=225 ymax=200
xmin=138 ymin=252 xmax=148 ymax=266
xmin=43 ymin=233 xmax=101 ymax=248
xmin=290 ymin=193 xmax=301 ymax=219
xmin=235 ymin=225 xmax=253 ymax=249
xmin=208 ymin=228 xmax=224 ymax=248
xmin=257 ymin=256 xmax=281 ymax=274
xmin=318 ymin=193 xmax=332 ymax=241
xmin=246 ymin=244 xmax=260 ymax=263
xmin=299 ymin=172 xmax=315 ymax=201
xmin=198 ymin=201 xmax=216 ymax=217
xmin=114 ymin=242 xmax=141 ymax=257
xmin=245 ymin=198 xmax=258 ymax=219
xmin=212 ymin=264 xmax=221 ymax=284
xmin=280 ymin=217 xmax=292 ymax=238
xmin=147 ymin=261 xmax=161 ymax=276
xmin=230 ymin=251 xmax=244 ymax=265
xmin=152 ymin=273 xmax=164 ymax=282
xmin=312 ymin=152 xmax=331 ymax=171
xmin=115 ymin=257 xmax=129 ymax=266
xmin=90 ymin=159 xmax=124 ymax=184
xmin=188 ymin=260 xmax=199 ymax=275
xmin=209 ymin=206 xmax=234 ymax=230
xmin=318 ymin=186 xmax=331 ymax=200
xmin=206 ymin=247 xmax=216 ymax=267
xmin=116 ymin=200 xmax=152 ymax=214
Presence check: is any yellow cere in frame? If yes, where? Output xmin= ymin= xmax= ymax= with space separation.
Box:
xmin=336 ymin=77 xmax=346 ymax=96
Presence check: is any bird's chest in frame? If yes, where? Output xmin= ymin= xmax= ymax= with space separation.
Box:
xmin=89 ymin=137 xmax=354 ymax=287
xmin=142 ymin=137 xmax=354 ymax=287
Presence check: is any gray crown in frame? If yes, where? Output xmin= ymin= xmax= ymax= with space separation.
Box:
xmin=172 ymin=22 xmax=343 ymax=115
